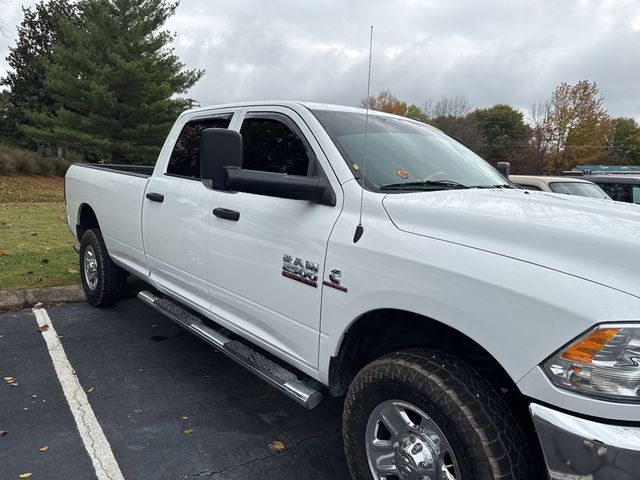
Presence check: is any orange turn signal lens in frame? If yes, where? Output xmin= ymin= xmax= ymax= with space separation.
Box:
xmin=560 ymin=328 xmax=619 ymax=364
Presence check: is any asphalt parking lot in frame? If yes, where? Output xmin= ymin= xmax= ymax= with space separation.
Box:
xmin=0 ymin=298 xmax=350 ymax=480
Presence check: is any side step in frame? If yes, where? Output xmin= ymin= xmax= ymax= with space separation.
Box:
xmin=137 ymin=291 xmax=322 ymax=409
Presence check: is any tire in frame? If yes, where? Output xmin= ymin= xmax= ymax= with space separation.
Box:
xmin=79 ymin=228 xmax=126 ymax=307
xmin=343 ymin=349 xmax=534 ymax=480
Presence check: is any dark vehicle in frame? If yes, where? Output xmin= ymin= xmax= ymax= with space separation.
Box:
xmin=581 ymin=175 xmax=640 ymax=204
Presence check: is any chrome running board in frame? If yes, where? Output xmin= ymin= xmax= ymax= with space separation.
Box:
xmin=137 ymin=290 xmax=322 ymax=409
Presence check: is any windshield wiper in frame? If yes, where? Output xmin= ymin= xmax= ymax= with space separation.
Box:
xmin=380 ymin=180 xmax=471 ymax=191
xmin=468 ymin=183 xmax=517 ymax=189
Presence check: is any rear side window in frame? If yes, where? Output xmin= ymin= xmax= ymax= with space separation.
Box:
xmin=599 ymin=183 xmax=633 ymax=203
xmin=240 ymin=114 xmax=312 ymax=176
xmin=167 ymin=114 xmax=232 ymax=179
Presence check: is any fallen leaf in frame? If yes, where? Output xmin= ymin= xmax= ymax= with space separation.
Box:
xmin=39 ymin=445 xmax=48 ymax=452
xmin=86 ymin=387 xmax=94 ymax=393
xmin=268 ymin=440 xmax=286 ymax=453
xmin=37 ymin=325 xmax=49 ymax=333
xmin=56 ymin=336 xmax=64 ymax=339
xmin=0 ymin=429 xmax=7 ymax=436
xmin=4 ymin=377 xmax=13 ymax=382
xmin=31 ymin=394 xmax=37 ymax=399
xmin=9 ymin=382 xmax=19 ymax=387
xmin=67 ymin=268 xmax=79 ymax=274
xmin=181 ymin=416 xmax=188 ymax=420
xmin=31 ymin=232 xmax=38 ymax=236
xmin=41 ymin=258 xmax=49 ymax=264
xmin=19 ymin=473 xmax=32 ymax=478
xmin=0 ymin=250 xmax=8 ymax=256
xmin=183 ymin=428 xmax=193 ymax=434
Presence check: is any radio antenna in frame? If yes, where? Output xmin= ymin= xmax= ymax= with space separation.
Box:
xmin=354 ymin=25 xmax=373 ymax=244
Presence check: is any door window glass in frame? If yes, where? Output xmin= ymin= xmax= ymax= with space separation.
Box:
xmin=240 ymin=115 xmax=311 ymax=176
xmin=599 ymin=183 xmax=633 ymax=203
xmin=167 ymin=114 xmax=233 ymax=179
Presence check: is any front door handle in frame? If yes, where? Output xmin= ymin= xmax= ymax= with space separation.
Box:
xmin=145 ymin=192 xmax=164 ymax=203
xmin=213 ymin=208 xmax=240 ymax=221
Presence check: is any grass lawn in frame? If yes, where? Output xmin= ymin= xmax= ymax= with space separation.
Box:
xmin=0 ymin=176 xmax=79 ymax=290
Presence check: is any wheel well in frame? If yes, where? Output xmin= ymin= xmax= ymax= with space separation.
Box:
xmin=329 ymin=308 xmax=546 ymax=476
xmin=76 ymin=204 xmax=99 ymax=241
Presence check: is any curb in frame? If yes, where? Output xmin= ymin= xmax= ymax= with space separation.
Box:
xmin=0 ymin=284 xmax=85 ymax=313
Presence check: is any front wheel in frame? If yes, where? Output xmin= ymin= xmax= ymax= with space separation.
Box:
xmin=342 ymin=349 xmax=534 ymax=480
xmin=79 ymin=228 xmax=126 ymax=307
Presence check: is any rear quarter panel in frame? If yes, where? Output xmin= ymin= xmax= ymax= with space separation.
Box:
xmin=65 ymin=164 xmax=150 ymax=276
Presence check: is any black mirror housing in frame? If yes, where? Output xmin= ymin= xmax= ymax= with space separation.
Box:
xmin=496 ymin=161 xmax=510 ymax=178
xmin=200 ymin=129 xmax=242 ymax=189
xmin=225 ymin=167 xmax=335 ymax=206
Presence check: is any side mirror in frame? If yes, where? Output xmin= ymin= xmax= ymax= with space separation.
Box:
xmin=496 ymin=161 xmax=510 ymax=178
xmin=200 ymin=128 xmax=242 ymax=189
xmin=225 ymin=167 xmax=335 ymax=206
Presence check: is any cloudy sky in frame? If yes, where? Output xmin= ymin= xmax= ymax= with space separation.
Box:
xmin=1 ymin=0 xmax=639 ymax=121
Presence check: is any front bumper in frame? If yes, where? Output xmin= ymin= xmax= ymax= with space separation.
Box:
xmin=530 ymin=403 xmax=640 ymax=480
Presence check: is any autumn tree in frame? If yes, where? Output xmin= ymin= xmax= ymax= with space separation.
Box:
xmin=0 ymin=0 xmax=77 ymax=145
xmin=360 ymin=89 xmax=408 ymax=116
xmin=544 ymin=80 xmax=609 ymax=171
xmin=24 ymin=0 xmax=203 ymax=164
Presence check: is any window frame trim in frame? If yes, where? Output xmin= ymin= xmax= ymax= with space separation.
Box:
xmin=240 ymin=111 xmax=319 ymax=177
xmin=164 ymin=112 xmax=235 ymax=180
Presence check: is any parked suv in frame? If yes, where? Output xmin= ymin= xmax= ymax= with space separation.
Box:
xmin=580 ymin=175 xmax=640 ymax=204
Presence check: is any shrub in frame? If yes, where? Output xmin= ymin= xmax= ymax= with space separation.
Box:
xmin=0 ymin=144 xmax=74 ymax=176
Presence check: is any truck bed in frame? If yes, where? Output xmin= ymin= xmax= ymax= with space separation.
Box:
xmin=65 ymin=163 xmax=151 ymax=278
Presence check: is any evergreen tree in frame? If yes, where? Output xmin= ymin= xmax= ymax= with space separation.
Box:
xmin=467 ymin=104 xmax=532 ymax=164
xmin=0 ymin=0 xmax=76 ymax=146
xmin=24 ymin=0 xmax=203 ymax=164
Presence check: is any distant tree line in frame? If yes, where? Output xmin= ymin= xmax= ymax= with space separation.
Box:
xmin=361 ymin=83 xmax=640 ymax=174
xmin=0 ymin=0 xmax=202 ymax=164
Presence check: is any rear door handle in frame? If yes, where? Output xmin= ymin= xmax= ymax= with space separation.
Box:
xmin=145 ymin=192 xmax=164 ymax=203
xmin=213 ymin=208 xmax=240 ymax=221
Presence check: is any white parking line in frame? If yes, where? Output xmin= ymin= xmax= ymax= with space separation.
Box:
xmin=33 ymin=307 xmax=125 ymax=480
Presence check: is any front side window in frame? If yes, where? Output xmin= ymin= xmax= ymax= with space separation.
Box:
xmin=240 ymin=114 xmax=312 ymax=176
xmin=167 ymin=114 xmax=233 ymax=179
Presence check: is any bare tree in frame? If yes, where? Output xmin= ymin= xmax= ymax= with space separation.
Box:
xmin=526 ymin=100 xmax=553 ymax=174
xmin=423 ymin=95 xmax=472 ymax=119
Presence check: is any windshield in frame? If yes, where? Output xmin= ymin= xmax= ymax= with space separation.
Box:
xmin=310 ymin=109 xmax=509 ymax=191
xmin=549 ymin=182 xmax=611 ymax=199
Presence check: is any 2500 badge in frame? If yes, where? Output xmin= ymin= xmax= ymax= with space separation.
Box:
xmin=282 ymin=254 xmax=319 ymax=287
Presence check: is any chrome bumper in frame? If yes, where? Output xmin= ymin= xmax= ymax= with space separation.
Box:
xmin=530 ymin=403 xmax=640 ymax=480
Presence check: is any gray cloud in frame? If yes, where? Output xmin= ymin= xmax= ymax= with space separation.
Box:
xmin=1 ymin=0 xmax=639 ymax=119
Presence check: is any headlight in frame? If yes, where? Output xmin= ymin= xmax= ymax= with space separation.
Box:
xmin=544 ymin=324 xmax=640 ymax=402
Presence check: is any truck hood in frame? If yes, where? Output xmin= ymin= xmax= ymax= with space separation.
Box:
xmin=382 ymin=189 xmax=640 ymax=298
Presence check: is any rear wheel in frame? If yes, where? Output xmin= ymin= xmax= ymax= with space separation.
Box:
xmin=343 ymin=349 xmax=534 ymax=480
xmin=79 ymin=228 xmax=126 ymax=307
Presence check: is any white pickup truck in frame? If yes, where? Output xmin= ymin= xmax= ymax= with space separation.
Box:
xmin=65 ymin=101 xmax=640 ymax=480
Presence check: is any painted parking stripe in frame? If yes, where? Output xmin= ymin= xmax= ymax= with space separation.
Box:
xmin=34 ymin=307 xmax=125 ymax=480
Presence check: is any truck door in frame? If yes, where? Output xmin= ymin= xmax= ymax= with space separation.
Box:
xmin=142 ymin=110 xmax=240 ymax=306
xmin=206 ymin=107 xmax=343 ymax=370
